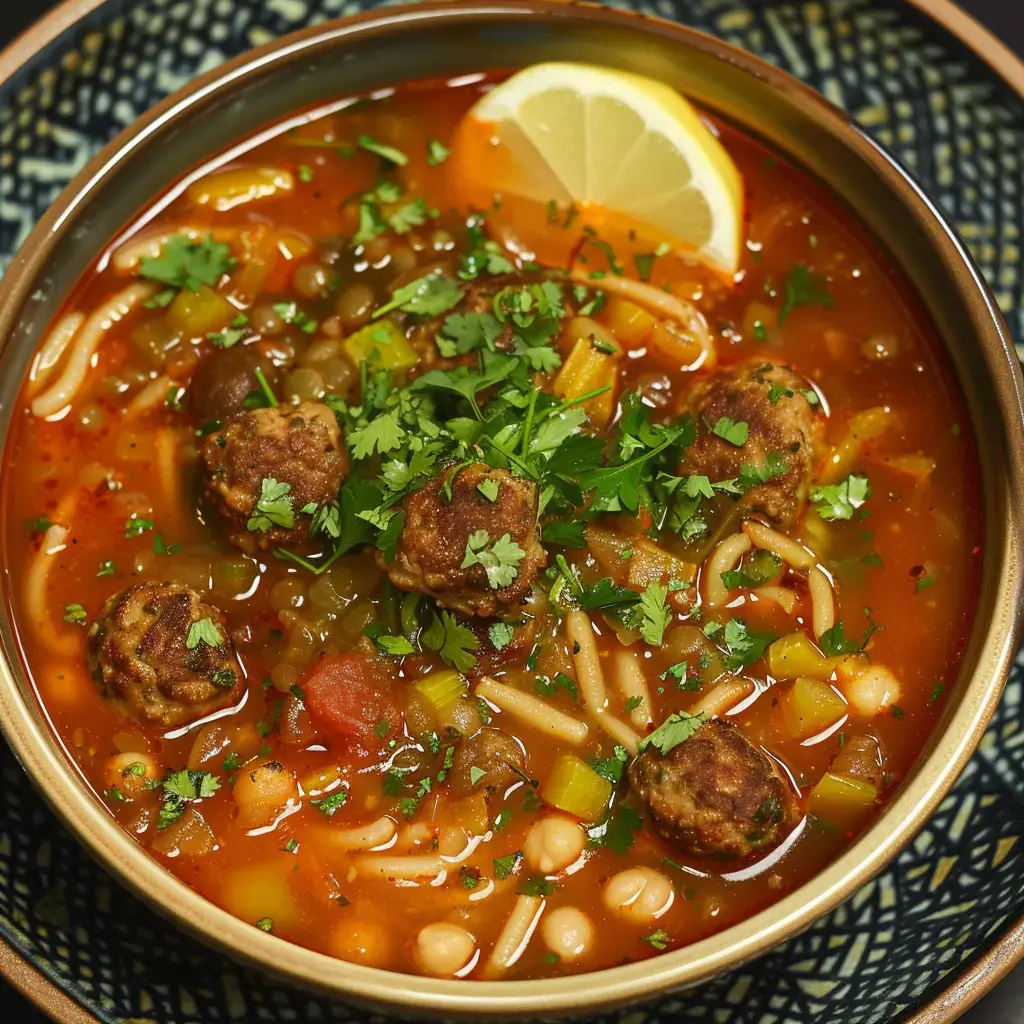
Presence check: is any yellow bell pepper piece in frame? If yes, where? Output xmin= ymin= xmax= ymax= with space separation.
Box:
xmin=781 ymin=678 xmax=847 ymax=739
xmin=166 ymin=285 xmax=235 ymax=338
xmin=807 ymin=772 xmax=878 ymax=830
xmin=343 ymin=319 xmax=419 ymax=373
xmin=767 ymin=633 xmax=832 ymax=681
xmin=541 ymin=754 xmax=612 ymax=823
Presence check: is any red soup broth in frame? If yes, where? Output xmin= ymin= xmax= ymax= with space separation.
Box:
xmin=2 ymin=71 xmax=980 ymax=980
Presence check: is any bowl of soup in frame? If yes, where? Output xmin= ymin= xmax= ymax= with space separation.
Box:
xmin=0 ymin=1 xmax=1021 ymax=1018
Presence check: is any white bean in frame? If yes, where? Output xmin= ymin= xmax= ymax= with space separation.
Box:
xmin=541 ymin=907 xmax=594 ymax=961
xmin=524 ymin=815 xmax=586 ymax=874
xmin=603 ymin=867 xmax=674 ymax=922
xmin=413 ymin=922 xmax=477 ymax=977
xmin=843 ymin=665 xmax=902 ymax=717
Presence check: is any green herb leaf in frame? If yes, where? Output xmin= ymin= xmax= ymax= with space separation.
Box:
xmin=811 ymin=474 xmax=870 ymax=522
xmin=778 ymin=264 xmax=832 ymax=325
xmin=247 ymin=477 xmax=295 ymax=533
xmin=488 ymin=621 xmax=516 ymax=651
xmin=427 ymin=139 xmax=451 ymax=166
xmin=311 ymin=790 xmax=348 ymax=816
xmin=493 ymin=851 xmax=522 ymax=880
xmin=186 ymin=617 xmax=224 ymax=650
xmin=710 ymin=416 xmax=749 ymax=447
xmin=139 ymin=235 xmax=235 ymax=293
xmin=358 ymin=134 xmax=408 ymax=165
xmin=638 ymin=712 xmax=705 ymax=755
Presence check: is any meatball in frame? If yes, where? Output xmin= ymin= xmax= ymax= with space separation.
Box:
xmin=627 ymin=719 xmax=796 ymax=859
xmin=201 ymin=401 xmax=348 ymax=554
xmin=189 ymin=345 xmax=281 ymax=424
xmin=87 ymin=582 xmax=241 ymax=727
xmin=382 ymin=463 xmax=546 ymax=617
xmin=682 ymin=360 xmax=822 ymax=526
xmin=449 ymin=727 xmax=527 ymax=796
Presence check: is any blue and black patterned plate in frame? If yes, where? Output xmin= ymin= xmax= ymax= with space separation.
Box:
xmin=3 ymin=1 xmax=1024 ymax=1022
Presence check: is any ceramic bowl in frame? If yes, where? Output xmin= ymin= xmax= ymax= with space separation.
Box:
xmin=0 ymin=2 xmax=1022 ymax=1019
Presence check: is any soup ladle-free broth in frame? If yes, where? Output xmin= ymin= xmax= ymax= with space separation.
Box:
xmin=3 ymin=71 xmax=980 ymax=980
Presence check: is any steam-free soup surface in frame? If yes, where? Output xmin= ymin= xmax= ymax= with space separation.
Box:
xmin=3 ymin=71 xmax=980 ymax=980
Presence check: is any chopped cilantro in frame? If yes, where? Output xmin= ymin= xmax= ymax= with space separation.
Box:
xmin=587 ymin=804 xmax=643 ymax=855
xmin=641 ymin=928 xmax=671 ymax=950
xmin=373 ymin=272 xmax=463 ymax=319
xmin=710 ymin=416 xmax=749 ymax=447
xmin=427 ymin=138 xmax=451 ymax=166
xmin=812 ymin=474 xmax=870 ymax=521
xmin=777 ymin=265 xmax=832 ymax=325
xmin=157 ymin=768 xmax=221 ymax=829
xmin=461 ymin=529 xmax=526 ymax=590
xmin=247 ymin=478 xmax=295 ymax=533
xmin=358 ymin=134 xmax=408 ymax=165
xmin=469 ymin=766 xmax=488 ymax=787
xmin=819 ymin=619 xmax=876 ymax=656
xmin=519 ymin=876 xmax=557 ymax=898
xmin=638 ymin=712 xmax=704 ymax=755
xmin=590 ymin=745 xmax=630 ymax=783
xmin=138 ymin=234 xmax=235 ymax=293
xmin=124 ymin=516 xmax=155 ymax=538
xmin=421 ymin=609 xmax=478 ymax=672
xmin=186 ymin=617 xmax=224 ymax=650
xmin=488 ymin=621 xmax=516 ymax=651
xmin=493 ymin=852 xmax=522 ymax=880
xmin=63 ymin=603 xmax=87 ymax=625
xmin=311 ymin=790 xmax=348 ymax=816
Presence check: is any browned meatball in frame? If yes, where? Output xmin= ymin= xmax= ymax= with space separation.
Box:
xmin=449 ymin=728 xmax=527 ymax=796
xmin=201 ymin=401 xmax=348 ymax=554
xmin=682 ymin=360 xmax=822 ymax=526
xmin=628 ymin=719 xmax=797 ymax=859
xmin=382 ymin=464 xmax=546 ymax=617
xmin=87 ymin=582 xmax=241 ymax=727
xmin=189 ymin=345 xmax=281 ymax=424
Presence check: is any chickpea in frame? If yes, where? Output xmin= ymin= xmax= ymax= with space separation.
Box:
xmin=327 ymin=913 xmax=392 ymax=967
xmin=603 ymin=867 xmax=674 ymax=923
xmin=843 ymin=665 xmax=902 ymax=717
xmin=541 ymin=907 xmax=594 ymax=961
xmin=292 ymin=261 xmax=333 ymax=300
xmin=104 ymin=751 xmax=161 ymax=799
xmin=524 ymin=815 xmax=586 ymax=874
xmin=413 ymin=922 xmax=476 ymax=977
xmin=232 ymin=760 xmax=299 ymax=829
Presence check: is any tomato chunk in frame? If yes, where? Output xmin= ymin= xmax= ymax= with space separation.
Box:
xmin=301 ymin=653 xmax=400 ymax=758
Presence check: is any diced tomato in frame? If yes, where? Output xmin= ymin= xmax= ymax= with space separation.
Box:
xmin=300 ymin=653 xmax=401 ymax=758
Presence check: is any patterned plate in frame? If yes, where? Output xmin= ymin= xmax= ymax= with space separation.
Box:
xmin=2 ymin=1 xmax=1024 ymax=1022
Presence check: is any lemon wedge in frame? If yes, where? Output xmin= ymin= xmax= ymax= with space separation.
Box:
xmin=453 ymin=62 xmax=744 ymax=278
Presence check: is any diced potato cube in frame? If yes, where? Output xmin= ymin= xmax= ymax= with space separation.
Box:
xmin=767 ymin=633 xmax=832 ymax=681
xmin=447 ymin=792 xmax=491 ymax=836
xmin=541 ymin=754 xmax=612 ymax=823
xmin=343 ymin=320 xmax=419 ymax=373
xmin=166 ymin=285 xmax=235 ymax=338
xmin=603 ymin=296 xmax=656 ymax=347
xmin=781 ymin=678 xmax=847 ymax=739
xmin=807 ymin=772 xmax=878 ymax=831
xmin=626 ymin=537 xmax=697 ymax=590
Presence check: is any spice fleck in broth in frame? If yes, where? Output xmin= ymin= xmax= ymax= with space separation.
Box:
xmin=3 ymin=68 xmax=980 ymax=980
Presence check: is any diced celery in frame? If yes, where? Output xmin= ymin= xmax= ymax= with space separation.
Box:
xmin=541 ymin=754 xmax=612 ymax=823
xmin=781 ymin=678 xmax=847 ymax=739
xmin=343 ymin=319 xmax=418 ymax=372
xmin=767 ymin=633 xmax=831 ymax=681
xmin=807 ymin=772 xmax=878 ymax=830
xmin=413 ymin=670 xmax=467 ymax=713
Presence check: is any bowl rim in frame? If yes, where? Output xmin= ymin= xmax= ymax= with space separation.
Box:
xmin=0 ymin=1 xmax=1023 ymax=1018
